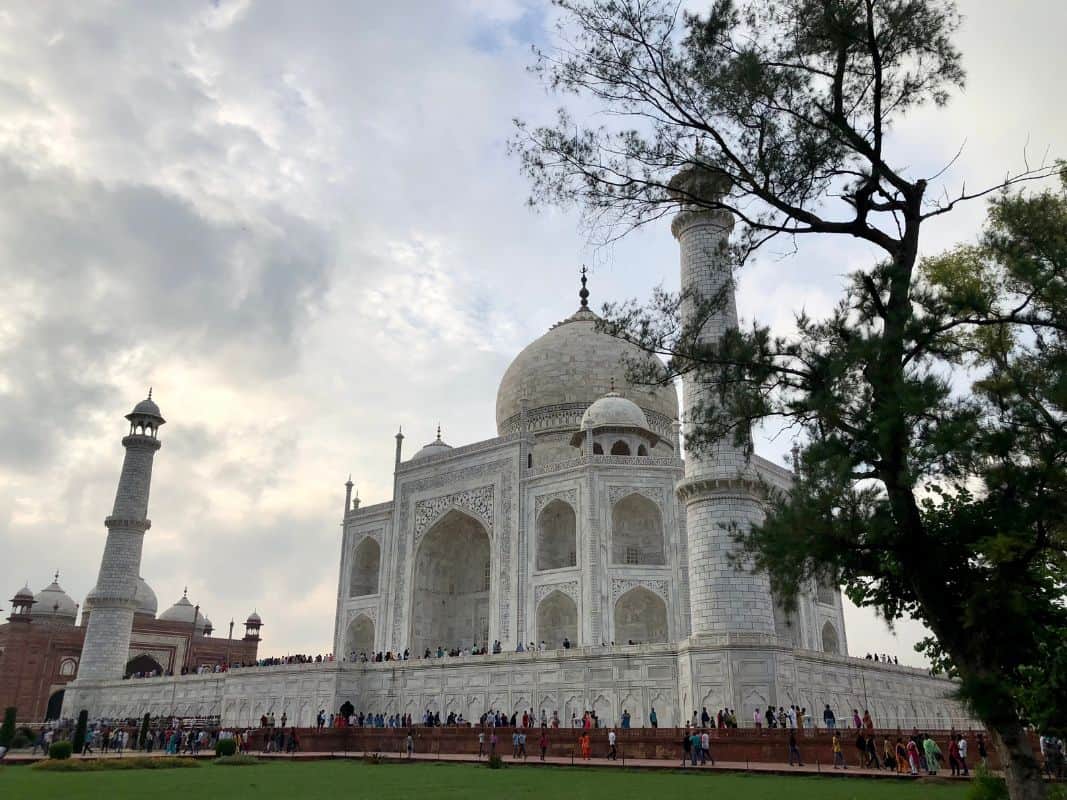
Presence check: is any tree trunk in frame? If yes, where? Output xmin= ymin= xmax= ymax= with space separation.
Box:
xmin=991 ymin=718 xmax=1047 ymax=800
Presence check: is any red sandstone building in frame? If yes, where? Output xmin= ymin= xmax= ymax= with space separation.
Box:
xmin=0 ymin=575 xmax=262 ymax=721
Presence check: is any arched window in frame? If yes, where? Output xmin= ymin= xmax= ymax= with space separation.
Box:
xmin=637 ymin=444 xmax=648 ymax=456
xmin=536 ymin=499 xmax=577 ymax=571
xmin=350 ymin=537 xmax=381 ymax=597
xmin=592 ymin=442 xmax=603 ymax=455
xmin=822 ymin=621 xmax=840 ymax=654
xmin=536 ymin=590 xmax=578 ymax=648
xmin=611 ymin=493 xmax=665 ymax=565
xmin=614 ymin=587 xmax=668 ymax=644
xmin=58 ymin=658 xmax=78 ymax=677
xmin=610 ymin=441 xmax=631 ymax=455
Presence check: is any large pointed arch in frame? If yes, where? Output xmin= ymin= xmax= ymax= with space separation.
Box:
xmin=536 ymin=589 xmax=578 ymax=649
xmin=411 ymin=508 xmax=491 ymax=654
xmin=350 ymin=537 xmax=381 ymax=597
xmin=821 ymin=620 xmax=840 ymax=654
xmin=614 ymin=586 xmax=668 ymax=644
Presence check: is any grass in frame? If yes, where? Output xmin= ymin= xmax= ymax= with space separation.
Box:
xmin=0 ymin=760 xmax=970 ymax=799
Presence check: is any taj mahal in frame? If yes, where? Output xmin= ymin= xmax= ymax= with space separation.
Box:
xmin=61 ymin=165 xmax=974 ymax=730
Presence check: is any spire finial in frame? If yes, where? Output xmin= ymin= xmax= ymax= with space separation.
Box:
xmin=148 ymin=387 xmax=153 ymax=400
xmin=54 ymin=569 xmax=60 ymax=583
xmin=183 ymin=586 xmax=188 ymax=598
xmin=609 ymin=375 xmax=616 ymax=393
xmin=346 ymin=473 xmax=353 ymax=486
xmin=579 ymin=265 xmax=589 ymax=309
xmin=436 ymin=423 xmax=442 ymax=442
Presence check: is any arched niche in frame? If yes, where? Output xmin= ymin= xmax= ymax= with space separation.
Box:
xmin=821 ymin=620 xmax=840 ymax=654
xmin=125 ymin=653 xmax=164 ymax=677
xmin=350 ymin=537 xmax=381 ymax=597
xmin=614 ymin=586 xmax=668 ymax=644
xmin=536 ymin=590 xmax=577 ymax=649
xmin=610 ymin=440 xmax=630 ymax=455
xmin=345 ymin=614 xmax=375 ymax=658
xmin=611 ymin=493 xmax=665 ymax=565
xmin=411 ymin=509 xmax=491 ymax=654
xmin=536 ymin=499 xmax=577 ymax=571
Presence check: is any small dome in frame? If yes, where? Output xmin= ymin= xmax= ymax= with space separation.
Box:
xmin=13 ymin=583 xmax=34 ymax=601
xmin=581 ymin=391 xmax=648 ymax=430
xmin=411 ymin=428 xmax=453 ymax=461
xmin=126 ymin=390 xmax=165 ymax=425
xmin=31 ymin=577 xmax=78 ymax=621
xmin=246 ymin=611 xmax=262 ymax=625
xmin=134 ymin=577 xmax=158 ymax=617
xmin=158 ymin=591 xmax=207 ymax=629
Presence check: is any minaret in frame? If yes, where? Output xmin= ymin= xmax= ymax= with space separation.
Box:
xmin=670 ymin=165 xmax=776 ymax=639
xmin=344 ymin=475 xmax=354 ymax=515
xmin=78 ymin=392 xmax=165 ymax=680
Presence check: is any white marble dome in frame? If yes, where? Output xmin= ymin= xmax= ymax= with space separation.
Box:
xmin=134 ymin=577 xmax=158 ymax=617
xmin=495 ymin=308 xmax=678 ymax=435
xmin=580 ymin=391 xmax=648 ymax=430
xmin=31 ymin=577 xmax=78 ymax=621
xmin=412 ymin=430 xmax=453 ymax=461
xmin=159 ymin=591 xmax=208 ymax=631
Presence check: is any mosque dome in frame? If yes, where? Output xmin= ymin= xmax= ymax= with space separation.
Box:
xmin=246 ymin=611 xmax=262 ymax=625
xmin=134 ymin=577 xmax=158 ymax=617
xmin=495 ymin=307 xmax=678 ymax=437
xmin=13 ymin=584 xmax=34 ymax=602
xmin=411 ymin=428 xmax=453 ymax=461
xmin=580 ymin=390 xmax=649 ymax=430
xmin=159 ymin=590 xmax=208 ymax=632
xmin=31 ymin=576 xmax=78 ymax=621
xmin=126 ymin=390 xmax=165 ymax=425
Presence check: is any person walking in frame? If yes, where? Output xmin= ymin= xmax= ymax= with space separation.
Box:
xmin=976 ymin=733 xmax=988 ymax=768
xmin=701 ymin=729 xmax=713 ymax=765
xmin=607 ymin=729 xmax=617 ymax=761
xmin=689 ymin=730 xmax=701 ymax=766
xmin=580 ymin=732 xmax=591 ymax=760
xmin=649 ymin=707 xmax=658 ymax=729
xmin=923 ymin=735 xmax=942 ymax=776
xmin=788 ymin=730 xmax=804 ymax=766
xmin=478 ymin=730 xmax=485 ymax=758
xmin=958 ymin=734 xmax=969 ymax=776
xmin=906 ymin=737 xmax=921 ymax=775
xmin=405 ymin=731 xmax=414 ymax=759
xmin=753 ymin=707 xmax=762 ymax=730
xmin=539 ymin=731 xmax=548 ymax=761
xmin=948 ymin=735 xmax=961 ymax=776
xmin=832 ymin=733 xmax=847 ymax=769
xmin=681 ymin=731 xmax=691 ymax=767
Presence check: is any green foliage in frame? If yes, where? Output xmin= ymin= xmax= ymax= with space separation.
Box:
xmin=215 ymin=738 xmax=238 ymax=757
xmin=966 ymin=764 xmax=1008 ymax=800
xmin=47 ymin=741 xmax=73 ymax=760
xmin=32 ymin=755 xmax=199 ymax=771
xmin=10 ymin=734 xmax=30 ymax=749
xmin=364 ymin=752 xmax=383 ymax=765
xmin=71 ymin=709 xmax=88 ymax=753
xmin=486 ymin=754 xmax=504 ymax=769
xmin=0 ymin=707 xmax=15 ymax=748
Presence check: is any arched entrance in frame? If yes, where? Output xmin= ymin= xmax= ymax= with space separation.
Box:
xmin=411 ymin=509 xmax=491 ymax=655
xmin=614 ymin=586 xmax=668 ymax=644
xmin=344 ymin=614 xmax=375 ymax=659
xmin=46 ymin=690 xmax=65 ymax=721
xmin=125 ymin=653 xmax=164 ymax=677
xmin=536 ymin=590 xmax=577 ymax=649
xmin=350 ymin=537 xmax=381 ymax=596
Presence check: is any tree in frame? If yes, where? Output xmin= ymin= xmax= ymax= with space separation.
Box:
xmin=0 ymin=706 xmax=15 ymax=748
xmin=512 ymin=1 xmax=1064 ymax=798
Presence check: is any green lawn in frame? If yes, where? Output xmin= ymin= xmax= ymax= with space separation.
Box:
xmin=0 ymin=760 xmax=970 ymax=799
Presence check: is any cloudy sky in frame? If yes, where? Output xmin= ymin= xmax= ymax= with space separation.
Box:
xmin=0 ymin=0 xmax=1062 ymax=663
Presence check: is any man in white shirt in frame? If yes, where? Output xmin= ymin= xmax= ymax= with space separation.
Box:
xmin=753 ymin=708 xmax=762 ymax=729
xmin=608 ymin=729 xmax=617 ymax=760
xmin=786 ymin=706 xmax=797 ymax=729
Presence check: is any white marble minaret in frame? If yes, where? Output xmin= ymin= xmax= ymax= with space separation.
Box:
xmin=670 ymin=165 xmax=777 ymax=639
xmin=77 ymin=393 xmax=165 ymax=680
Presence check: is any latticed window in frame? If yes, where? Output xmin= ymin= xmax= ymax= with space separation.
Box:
xmin=625 ymin=546 xmax=640 ymax=565
xmin=483 ymin=562 xmax=491 ymax=591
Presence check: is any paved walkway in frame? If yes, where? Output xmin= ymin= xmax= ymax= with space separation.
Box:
xmin=1 ymin=747 xmax=981 ymax=781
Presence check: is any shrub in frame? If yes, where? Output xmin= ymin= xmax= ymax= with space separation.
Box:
xmin=71 ymin=710 xmax=88 ymax=753
xmin=215 ymin=738 xmax=237 ymax=757
xmin=487 ymin=754 xmax=504 ymax=769
xmin=0 ymin=707 xmax=15 ymax=748
xmin=10 ymin=734 xmax=30 ymax=749
xmin=966 ymin=764 xmax=1008 ymax=800
xmin=16 ymin=726 xmax=34 ymax=740
xmin=48 ymin=741 xmax=73 ymax=760
xmin=364 ymin=753 xmax=383 ymax=764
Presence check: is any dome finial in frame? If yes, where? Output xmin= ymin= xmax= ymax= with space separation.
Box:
xmin=183 ymin=586 xmax=188 ymax=598
xmin=609 ymin=375 xmax=616 ymax=393
xmin=436 ymin=423 xmax=442 ymax=442
xmin=579 ymin=265 xmax=589 ymax=309
xmin=54 ymin=569 xmax=60 ymax=583
xmin=148 ymin=387 xmax=153 ymax=400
